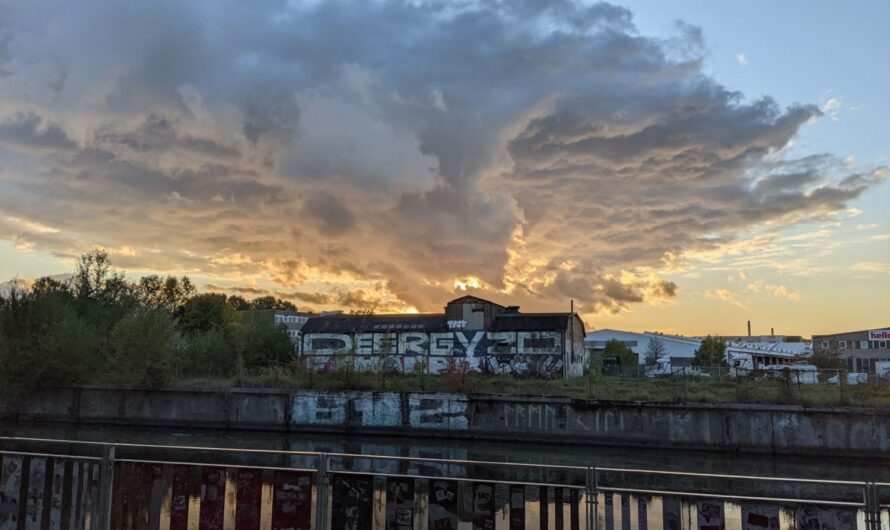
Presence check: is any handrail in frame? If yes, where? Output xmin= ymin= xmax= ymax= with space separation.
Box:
xmin=596 ymin=466 xmax=868 ymax=486
xmin=601 ymin=487 xmax=865 ymax=507
xmin=0 ymin=435 xmax=880 ymax=494
xmin=0 ymin=449 xmax=103 ymax=461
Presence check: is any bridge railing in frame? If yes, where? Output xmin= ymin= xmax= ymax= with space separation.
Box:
xmin=0 ymin=436 xmax=886 ymax=530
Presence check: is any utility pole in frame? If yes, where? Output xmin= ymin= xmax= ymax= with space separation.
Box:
xmin=568 ymin=299 xmax=574 ymax=381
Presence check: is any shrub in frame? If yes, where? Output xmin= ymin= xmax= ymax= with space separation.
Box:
xmin=109 ymin=309 xmax=177 ymax=387
xmin=441 ymin=358 xmax=475 ymax=393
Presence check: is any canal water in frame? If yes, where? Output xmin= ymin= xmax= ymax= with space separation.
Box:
xmin=2 ymin=421 xmax=887 ymax=482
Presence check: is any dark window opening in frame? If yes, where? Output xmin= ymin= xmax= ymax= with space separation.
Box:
xmin=525 ymin=338 xmax=555 ymax=349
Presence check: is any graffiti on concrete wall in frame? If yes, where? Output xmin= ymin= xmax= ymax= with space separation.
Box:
xmin=291 ymin=392 xmax=470 ymax=430
xmin=302 ymin=330 xmax=573 ymax=378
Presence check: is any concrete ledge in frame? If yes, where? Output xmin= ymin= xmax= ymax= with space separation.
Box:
xmin=6 ymin=387 xmax=890 ymax=457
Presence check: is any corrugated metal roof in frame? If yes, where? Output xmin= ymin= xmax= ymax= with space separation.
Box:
xmin=301 ymin=314 xmax=448 ymax=333
xmin=302 ymin=312 xmax=578 ymax=333
xmin=491 ymin=313 xmax=572 ymax=331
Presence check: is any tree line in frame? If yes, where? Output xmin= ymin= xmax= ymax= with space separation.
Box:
xmin=0 ymin=250 xmax=299 ymax=390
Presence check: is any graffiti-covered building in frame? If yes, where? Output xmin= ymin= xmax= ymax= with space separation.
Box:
xmin=299 ymin=296 xmax=587 ymax=379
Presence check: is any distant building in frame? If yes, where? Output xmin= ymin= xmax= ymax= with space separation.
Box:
xmin=812 ymin=328 xmax=890 ymax=374
xmin=585 ymin=329 xmax=802 ymax=368
xmin=584 ymin=330 xmax=700 ymax=367
xmin=299 ymin=295 xmax=587 ymax=379
xmin=705 ymin=334 xmax=805 ymax=344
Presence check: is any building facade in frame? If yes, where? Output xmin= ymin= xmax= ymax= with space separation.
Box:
xmin=584 ymin=330 xmax=700 ymax=367
xmin=585 ymin=329 xmax=802 ymax=369
xmin=812 ymin=328 xmax=890 ymax=374
xmin=299 ymin=296 xmax=587 ymax=379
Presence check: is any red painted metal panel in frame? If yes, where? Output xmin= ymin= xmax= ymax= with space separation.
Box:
xmin=199 ymin=467 xmax=226 ymax=530
xmin=271 ymin=471 xmax=312 ymax=530
xmin=235 ymin=469 xmax=262 ymax=530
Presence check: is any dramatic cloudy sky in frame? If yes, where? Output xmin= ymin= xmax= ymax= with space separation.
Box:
xmin=0 ymin=0 xmax=887 ymax=335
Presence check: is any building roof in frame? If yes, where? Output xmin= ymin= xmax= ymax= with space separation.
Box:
xmin=302 ymin=311 xmax=582 ymax=334
xmin=491 ymin=313 xmax=575 ymax=331
xmin=238 ymin=309 xmax=314 ymax=317
xmin=812 ymin=327 xmax=890 ymax=339
xmin=445 ymin=295 xmax=507 ymax=309
xmin=301 ymin=314 xmax=447 ymax=333
xmin=585 ymin=329 xmax=701 ymax=346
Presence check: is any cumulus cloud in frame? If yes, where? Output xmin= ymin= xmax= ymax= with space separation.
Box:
xmin=706 ymin=288 xmax=745 ymax=308
xmin=852 ymin=262 xmax=889 ymax=274
xmin=0 ymin=0 xmax=883 ymax=316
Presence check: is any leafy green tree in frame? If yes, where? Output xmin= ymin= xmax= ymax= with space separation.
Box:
xmin=180 ymin=329 xmax=236 ymax=376
xmin=249 ymin=295 xmax=297 ymax=311
xmin=693 ymin=335 xmax=728 ymax=367
xmin=227 ymin=295 xmax=253 ymax=311
xmin=234 ymin=314 xmax=295 ymax=369
xmin=810 ymin=347 xmax=845 ymax=370
xmin=31 ymin=276 xmax=69 ymax=297
xmin=1 ymin=290 xmax=102 ymax=388
xmin=71 ymin=249 xmax=131 ymax=305
xmin=136 ymin=275 xmax=195 ymax=312
xmin=110 ymin=309 xmax=177 ymax=387
xmin=178 ymin=293 xmax=235 ymax=334
xmin=603 ymin=339 xmax=639 ymax=368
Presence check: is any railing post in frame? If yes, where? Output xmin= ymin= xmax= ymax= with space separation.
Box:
xmin=864 ymin=482 xmax=881 ymax=530
xmin=97 ymin=444 xmax=115 ymax=530
xmin=586 ymin=466 xmax=598 ymax=530
xmin=315 ymin=452 xmax=329 ymax=530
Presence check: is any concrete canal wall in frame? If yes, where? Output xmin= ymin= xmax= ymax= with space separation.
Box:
xmin=4 ymin=388 xmax=890 ymax=457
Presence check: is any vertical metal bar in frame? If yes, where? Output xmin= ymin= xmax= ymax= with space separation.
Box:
xmin=586 ymin=467 xmax=596 ymax=530
xmin=864 ymin=482 xmax=881 ymax=530
xmin=97 ymin=446 xmax=115 ymax=530
xmin=314 ymin=453 xmax=328 ymax=530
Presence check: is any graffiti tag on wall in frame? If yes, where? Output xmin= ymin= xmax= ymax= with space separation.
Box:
xmin=302 ymin=330 xmax=573 ymax=378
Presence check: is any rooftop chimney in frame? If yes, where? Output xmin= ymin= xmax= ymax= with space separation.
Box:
xmin=747 ymin=320 xmax=751 ymax=337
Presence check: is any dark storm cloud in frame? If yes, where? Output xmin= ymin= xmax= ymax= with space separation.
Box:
xmin=300 ymin=191 xmax=356 ymax=237
xmin=0 ymin=113 xmax=77 ymax=152
xmin=0 ymin=0 xmax=883 ymax=314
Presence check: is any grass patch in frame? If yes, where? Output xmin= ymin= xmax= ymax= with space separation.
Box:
xmin=173 ymin=366 xmax=890 ymax=408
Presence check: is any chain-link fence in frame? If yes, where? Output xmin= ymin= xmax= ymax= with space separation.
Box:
xmin=587 ymin=363 xmax=890 ymax=404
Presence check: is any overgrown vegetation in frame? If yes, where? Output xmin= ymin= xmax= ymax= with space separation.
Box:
xmin=0 ymin=250 xmax=296 ymax=390
xmin=693 ymin=336 xmax=728 ymax=367
xmin=176 ymin=364 xmax=890 ymax=408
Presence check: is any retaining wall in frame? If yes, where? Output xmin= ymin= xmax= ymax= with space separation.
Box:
xmin=5 ymin=388 xmax=890 ymax=457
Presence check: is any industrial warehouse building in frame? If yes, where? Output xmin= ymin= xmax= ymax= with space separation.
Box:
xmin=299 ymin=295 xmax=587 ymax=379
xmin=812 ymin=328 xmax=890 ymax=375
xmin=584 ymin=329 xmax=804 ymax=368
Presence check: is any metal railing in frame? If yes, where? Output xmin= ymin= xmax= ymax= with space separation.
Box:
xmin=0 ymin=436 xmax=886 ymax=530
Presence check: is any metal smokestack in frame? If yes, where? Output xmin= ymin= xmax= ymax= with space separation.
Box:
xmin=747 ymin=320 xmax=751 ymax=337
xmin=771 ymin=327 xmax=774 ymax=337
